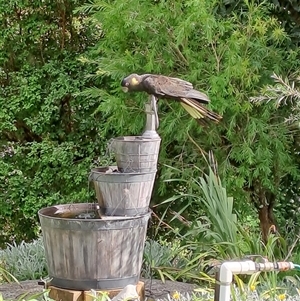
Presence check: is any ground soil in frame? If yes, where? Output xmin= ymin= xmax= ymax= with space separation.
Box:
xmin=0 ymin=278 xmax=198 ymax=300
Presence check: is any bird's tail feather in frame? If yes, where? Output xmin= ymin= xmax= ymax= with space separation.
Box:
xmin=181 ymin=98 xmax=222 ymax=124
xmin=186 ymin=89 xmax=210 ymax=104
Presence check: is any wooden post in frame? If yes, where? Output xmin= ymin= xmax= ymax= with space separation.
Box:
xmin=49 ymin=286 xmax=83 ymax=301
xmin=48 ymin=281 xmax=145 ymax=301
xmin=84 ymin=281 xmax=145 ymax=301
xmin=214 ymin=270 xmax=221 ymax=301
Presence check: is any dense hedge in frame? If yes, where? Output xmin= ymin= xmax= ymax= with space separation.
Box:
xmin=0 ymin=0 xmax=106 ymax=246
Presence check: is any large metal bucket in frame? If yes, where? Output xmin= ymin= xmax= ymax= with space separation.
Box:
xmin=90 ymin=167 xmax=156 ymax=216
xmin=38 ymin=203 xmax=150 ymax=290
xmin=110 ymin=136 xmax=161 ymax=173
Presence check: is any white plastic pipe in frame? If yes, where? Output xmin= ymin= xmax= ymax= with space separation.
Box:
xmin=218 ymin=260 xmax=256 ymax=301
xmin=216 ymin=260 xmax=294 ymax=301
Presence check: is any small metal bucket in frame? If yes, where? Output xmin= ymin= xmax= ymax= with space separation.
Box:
xmin=109 ymin=136 xmax=161 ymax=173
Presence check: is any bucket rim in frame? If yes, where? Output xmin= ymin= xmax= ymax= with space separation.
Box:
xmin=112 ymin=135 xmax=161 ymax=142
xmin=38 ymin=203 xmax=152 ymax=222
xmin=90 ymin=166 xmax=157 ymax=176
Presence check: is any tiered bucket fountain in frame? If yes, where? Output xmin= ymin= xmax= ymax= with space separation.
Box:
xmin=91 ymin=136 xmax=160 ymax=216
xmin=38 ymin=99 xmax=160 ymax=297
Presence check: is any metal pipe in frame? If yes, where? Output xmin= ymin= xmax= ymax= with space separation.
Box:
xmin=214 ymin=271 xmax=220 ymax=301
xmin=142 ymin=95 xmax=159 ymax=138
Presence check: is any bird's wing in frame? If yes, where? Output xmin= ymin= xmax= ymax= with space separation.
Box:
xmin=142 ymin=74 xmax=193 ymax=88
xmin=180 ymin=98 xmax=221 ymax=123
xmin=144 ymin=75 xmax=210 ymax=103
xmin=165 ymin=76 xmax=194 ymax=89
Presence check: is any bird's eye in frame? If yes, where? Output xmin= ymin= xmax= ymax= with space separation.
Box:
xmin=125 ymin=82 xmax=129 ymax=87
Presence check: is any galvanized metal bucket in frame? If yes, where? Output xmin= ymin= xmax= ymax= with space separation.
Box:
xmin=90 ymin=167 xmax=156 ymax=216
xmin=38 ymin=203 xmax=150 ymax=290
xmin=110 ymin=136 xmax=161 ymax=173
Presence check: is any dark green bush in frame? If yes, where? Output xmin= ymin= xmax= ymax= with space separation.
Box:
xmin=0 ymin=0 xmax=108 ymax=247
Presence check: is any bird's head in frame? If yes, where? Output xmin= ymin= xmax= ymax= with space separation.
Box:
xmin=121 ymin=74 xmax=143 ymax=92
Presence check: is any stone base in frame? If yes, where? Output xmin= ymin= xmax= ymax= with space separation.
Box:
xmin=48 ymin=281 xmax=145 ymax=301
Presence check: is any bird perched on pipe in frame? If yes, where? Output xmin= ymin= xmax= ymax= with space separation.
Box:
xmin=121 ymin=73 xmax=222 ymax=124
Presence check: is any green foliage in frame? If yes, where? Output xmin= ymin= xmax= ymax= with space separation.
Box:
xmin=163 ymin=166 xmax=240 ymax=259
xmin=0 ymin=266 xmax=19 ymax=284
xmin=142 ymin=239 xmax=211 ymax=282
xmin=0 ymin=238 xmax=47 ymax=281
xmin=251 ymin=73 xmax=300 ymax=123
xmin=152 ymin=164 xmax=294 ymax=287
xmin=231 ymin=271 xmax=300 ymax=301
xmin=0 ymin=0 xmax=107 ymax=246
xmin=86 ymin=291 xmax=110 ymax=301
xmin=143 ymin=239 xmax=187 ymax=280
xmin=80 ymin=0 xmax=300 ymax=238
xmin=250 ymin=72 xmax=300 ymax=241
xmin=196 ymin=168 xmax=238 ymax=254
xmin=1 ymin=0 xmax=300 ymax=283
xmin=0 ymin=290 xmax=54 ymax=301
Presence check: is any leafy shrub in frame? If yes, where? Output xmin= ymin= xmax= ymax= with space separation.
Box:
xmin=79 ymin=0 xmax=300 ymax=246
xmin=0 ymin=290 xmax=54 ymax=301
xmin=0 ymin=238 xmax=47 ymax=281
xmin=0 ymin=0 xmax=107 ymax=246
xmin=142 ymin=239 xmax=193 ymax=281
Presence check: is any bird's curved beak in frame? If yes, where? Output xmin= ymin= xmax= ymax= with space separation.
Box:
xmin=122 ymin=86 xmax=129 ymax=93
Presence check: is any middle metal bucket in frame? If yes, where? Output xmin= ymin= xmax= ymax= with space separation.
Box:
xmin=90 ymin=167 xmax=156 ymax=216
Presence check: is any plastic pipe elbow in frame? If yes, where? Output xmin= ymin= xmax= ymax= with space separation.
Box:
xmin=219 ymin=260 xmax=257 ymax=283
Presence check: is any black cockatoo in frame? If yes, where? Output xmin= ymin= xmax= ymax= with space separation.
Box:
xmin=121 ymin=73 xmax=221 ymax=124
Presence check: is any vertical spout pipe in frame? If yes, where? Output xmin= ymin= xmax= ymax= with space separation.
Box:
xmin=142 ymin=95 xmax=159 ymax=138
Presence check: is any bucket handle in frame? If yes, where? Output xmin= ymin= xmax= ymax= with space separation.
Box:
xmin=109 ymin=188 xmax=140 ymax=216
xmin=107 ymin=138 xmax=115 ymax=155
